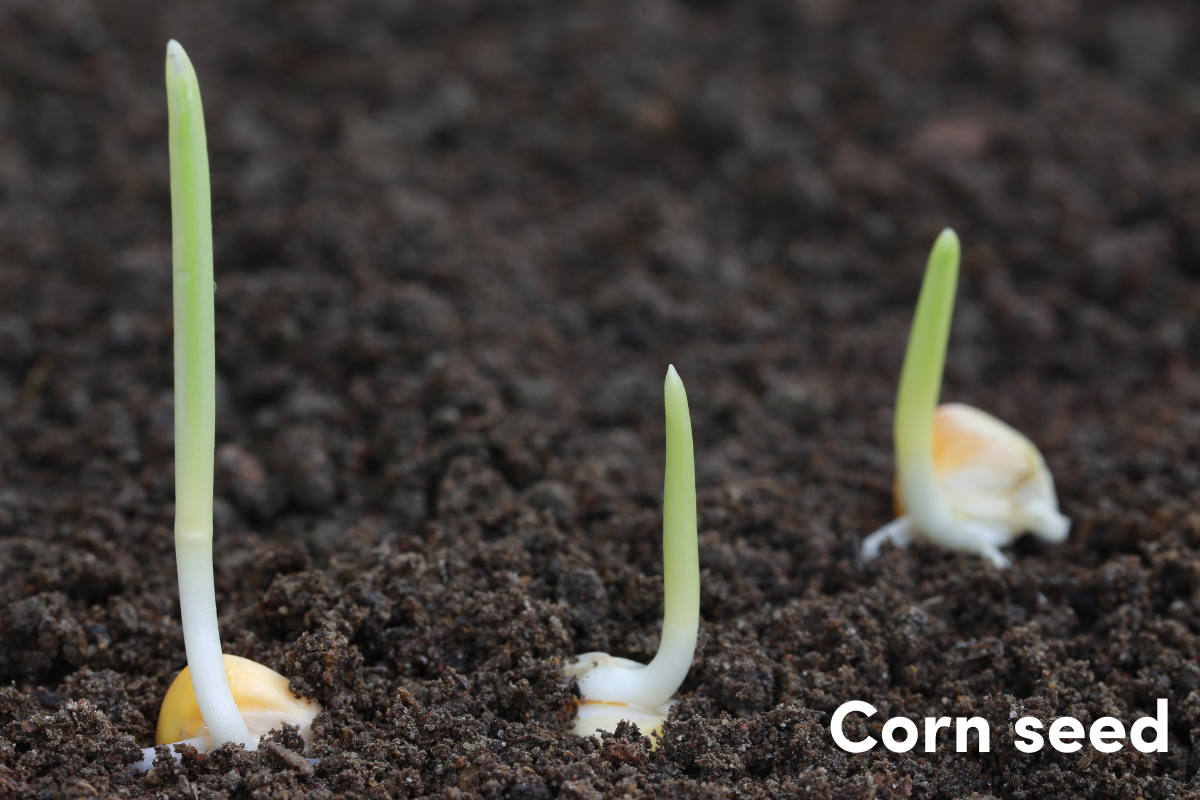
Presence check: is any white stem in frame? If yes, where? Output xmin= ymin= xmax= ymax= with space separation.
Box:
xmin=898 ymin=458 xmax=955 ymax=540
xmin=176 ymin=535 xmax=253 ymax=746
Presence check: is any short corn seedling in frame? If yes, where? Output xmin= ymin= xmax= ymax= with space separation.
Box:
xmin=565 ymin=366 xmax=698 ymax=738
xmin=135 ymin=41 xmax=319 ymax=771
xmin=861 ymin=229 xmax=1069 ymax=568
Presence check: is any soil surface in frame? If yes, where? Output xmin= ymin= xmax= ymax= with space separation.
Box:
xmin=4 ymin=0 xmax=1200 ymax=797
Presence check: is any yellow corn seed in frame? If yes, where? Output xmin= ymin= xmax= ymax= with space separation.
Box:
xmin=156 ymin=654 xmax=320 ymax=746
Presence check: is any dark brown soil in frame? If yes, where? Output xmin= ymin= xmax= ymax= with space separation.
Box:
xmin=4 ymin=0 xmax=1200 ymax=797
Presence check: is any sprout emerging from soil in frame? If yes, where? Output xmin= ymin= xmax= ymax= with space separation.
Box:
xmin=143 ymin=41 xmax=319 ymax=768
xmin=565 ymin=366 xmax=698 ymax=738
xmin=861 ymin=229 xmax=1069 ymax=568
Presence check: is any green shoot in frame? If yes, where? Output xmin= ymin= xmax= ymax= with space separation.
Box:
xmin=892 ymin=228 xmax=961 ymax=543
xmin=166 ymin=39 xmax=253 ymax=748
xmin=650 ymin=364 xmax=700 ymax=700
xmin=566 ymin=365 xmax=698 ymax=736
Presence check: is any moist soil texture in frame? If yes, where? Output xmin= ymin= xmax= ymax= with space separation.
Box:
xmin=3 ymin=0 xmax=1200 ymax=798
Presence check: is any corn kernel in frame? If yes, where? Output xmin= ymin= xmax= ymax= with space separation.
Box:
xmin=896 ymin=403 xmax=1069 ymax=545
xmin=156 ymin=655 xmax=320 ymax=747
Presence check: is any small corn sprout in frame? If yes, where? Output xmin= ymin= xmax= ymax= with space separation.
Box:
xmin=565 ymin=366 xmax=698 ymax=738
xmin=140 ymin=41 xmax=319 ymax=770
xmin=861 ymin=229 xmax=1069 ymax=568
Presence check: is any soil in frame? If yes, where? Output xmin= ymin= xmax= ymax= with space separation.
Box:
xmin=3 ymin=0 xmax=1200 ymax=797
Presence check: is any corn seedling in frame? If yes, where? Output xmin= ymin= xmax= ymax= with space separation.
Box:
xmin=135 ymin=41 xmax=319 ymax=772
xmin=861 ymin=229 xmax=1069 ymax=568
xmin=565 ymin=366 xmax=698 ymax=738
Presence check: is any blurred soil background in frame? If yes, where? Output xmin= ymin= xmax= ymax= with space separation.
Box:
xmin=4 ymin=0 xmax=1200 ymax=797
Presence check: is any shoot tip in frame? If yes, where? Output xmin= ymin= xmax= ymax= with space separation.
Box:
xmin=664 ymin=364 xmax=687 ymax=403
xmin=931 ymin=228 xmax=960 ymax=265
xmin=165 ymin=40 xmax=191 ymax=81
